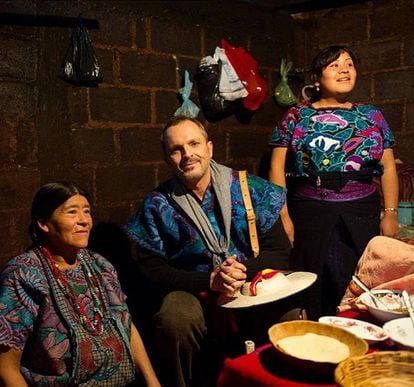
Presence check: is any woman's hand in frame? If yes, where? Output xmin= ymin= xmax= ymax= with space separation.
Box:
xmin=380 ymin=212 xmax=400 ymax=238
xmin=130 ymin=324 xmax=161 ymax=387
xmin=0 ymin=346 xmax=27 ymax=387
xmin=210 ymin=256 xmax=247 ymax=296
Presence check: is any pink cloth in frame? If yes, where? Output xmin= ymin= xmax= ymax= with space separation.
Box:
xmin=339 ymin=236 xmax=414 ymax=312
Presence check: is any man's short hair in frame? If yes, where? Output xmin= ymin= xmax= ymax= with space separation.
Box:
xmin=161 ymin=116 xmax=209 ymax=154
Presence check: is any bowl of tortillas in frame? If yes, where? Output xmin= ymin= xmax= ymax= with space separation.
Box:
xmin=268 ymin=320 xmax=368 ymax=376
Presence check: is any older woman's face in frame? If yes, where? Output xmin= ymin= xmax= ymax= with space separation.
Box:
xmin=39 ymin=194 xmax=92 ymax=250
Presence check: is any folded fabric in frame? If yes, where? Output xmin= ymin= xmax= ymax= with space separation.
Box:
xmin=213 ymin=47 xmax=248 ymax=101
xmin=338 ymin=236 xmax=414 ymax=312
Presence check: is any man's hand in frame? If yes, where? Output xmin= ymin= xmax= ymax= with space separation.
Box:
xmin=210 ymin=256 xmax=247 ymax=296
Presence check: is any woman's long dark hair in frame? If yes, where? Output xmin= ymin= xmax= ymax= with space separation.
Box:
xmin=29 ymin=181 xmax=91 ymax=245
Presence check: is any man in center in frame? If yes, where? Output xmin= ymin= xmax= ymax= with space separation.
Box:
xmin=126 ymin=116 xmax=293 ymax=387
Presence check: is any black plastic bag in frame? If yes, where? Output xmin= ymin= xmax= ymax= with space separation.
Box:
xmin=59 ymin=19 xmax=102 ymax=86
xmin=194 ymin=61 xmax=239 ymax=122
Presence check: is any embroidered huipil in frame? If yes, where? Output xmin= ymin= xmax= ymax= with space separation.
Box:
xmin=269 ymin=102 xmax=395 ymax=201
xmin=126 ymin=170 xmax=286 ymax=273
xmin=0 ymin=250 xmax=133 ymax=386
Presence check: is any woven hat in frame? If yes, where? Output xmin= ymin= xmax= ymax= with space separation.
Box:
xmin=217 ymin=269 xmax=317 ymax=308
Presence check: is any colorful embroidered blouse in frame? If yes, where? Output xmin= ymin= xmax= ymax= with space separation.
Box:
xmin=125 ymin=170 xmax=286 ymax=272
xmin=0 ymin=249 xmax=132 ymax=385
xmin=269 ymin=102 xmax=395 ymax=177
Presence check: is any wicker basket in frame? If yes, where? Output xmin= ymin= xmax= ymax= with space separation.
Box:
xmin=335 ymin=350 xmax=414 ymax=386
xmin=268 ymin=321 xmax=368 ymax=376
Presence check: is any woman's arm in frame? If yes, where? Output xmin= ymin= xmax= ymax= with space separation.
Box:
xmin=269 ymin=147 xmax=294 ymax=244
xmin=380 ymin=148 xmax=399 ymax=238
xmin=130 ymin=323 xmax=161 ymax=387
xmin=0 ymin=346 xmax=27 ymax=387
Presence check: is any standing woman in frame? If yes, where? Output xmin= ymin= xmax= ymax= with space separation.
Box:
xmin=0 ymin=182 xmax=160 ymax=386
xmin=269 ymin=45 xmax=399 ymax=318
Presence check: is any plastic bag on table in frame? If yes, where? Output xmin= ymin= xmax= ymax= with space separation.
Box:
xmin=274 ymin=58 xmax=298 ymax=107
xmin=220 ymin=39 xmax=267 ymax=111
xmin=59 ymin=18 xmax=102 ymax=86
xmin=174 ymin=70 xmax=200 ymax=118
xmin=194 ymin=58 xmax=239 ymax=122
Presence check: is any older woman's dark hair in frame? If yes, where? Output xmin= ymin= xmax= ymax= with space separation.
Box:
xmin=29 ymin=181 xmax=91 ymax=245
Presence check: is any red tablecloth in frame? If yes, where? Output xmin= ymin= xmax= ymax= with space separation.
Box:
xmin=217 ymin=310 xmax=395 ymax=387
xmin=217 ymin=343 xmax=337 ymax=387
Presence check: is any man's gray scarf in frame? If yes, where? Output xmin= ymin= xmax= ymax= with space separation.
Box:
xmin=168 ymin=160 xmax=232 ymax=267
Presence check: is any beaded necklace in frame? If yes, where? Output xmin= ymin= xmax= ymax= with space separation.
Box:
xmin=41 ymin=247 xmax=105 ymax=335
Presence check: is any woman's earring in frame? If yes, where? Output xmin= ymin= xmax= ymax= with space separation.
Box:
xmin=315 ymin=83 xmax=320 ymax=92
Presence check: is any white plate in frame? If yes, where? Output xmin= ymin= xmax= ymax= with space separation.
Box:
xmin=318 ymin=316 xmax=388 ymax=343
xmin=383 ymin=317 xmax=414 ymax=350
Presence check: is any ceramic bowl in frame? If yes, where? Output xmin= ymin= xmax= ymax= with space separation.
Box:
xmin=383 ymin=317 xmax=414 ymax=350
xmin=359 ymin=290 xmax=409 ymax=323
xmin=268 ymin=320 xmax=368 ymax=376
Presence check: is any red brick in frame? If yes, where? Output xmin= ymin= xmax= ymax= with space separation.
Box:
xmin=394 ymin=132 xmax=414 ymax=164
xmin=155 ymin=91 xmax=181 ymax=124
xmin=405 ymin=37 xmax=414 ymax=67
xmin=151 ymin=16 xmax=201 ymax=57
xmin=354 ymin=42 xmax=400 ymax=71
xmin=407 ymin=103 xmax=414 ymax=132
xmin=0 ymin=82 xmax=34 ymax=119
xmin=95 ymin=48 xmax=114 ymax=84
xmin=16 ymin=121 xmax=37 ymax=166
xmin=90 ymin=87 xmax=151 ymax=123
xmin=71 ymin=128 xmax=115 ymax=163
xmin=135 ymin=17 xmax=147 ymax=49
xmin=351 ymin=74 xmax=371 ymax=103
xmin=0 ymin=168 xmax=39 ymax=210
xmin=371 ymin=1 xmax=414 ymax=40
xmin=375 ymin=69 xmax=414 ymax=100
xmin=120 ymin=52 xmax=177 ymax=88
xmin=95 ymin=165 xmax=156 ymax=204
xmin=68 ymin=88 xmax=89 ymax=125
xmin=0 ymin=121 xmax=16 ymax=164
xmin=89 ymin=15 xmax=133 ymax=47
xmin=0 ymin=35 xmax=37 ymax=80
xmin=120 ymin=126 xmax=164 ymax=162
xmin=308 ymin=6 xmax=368 ymax=47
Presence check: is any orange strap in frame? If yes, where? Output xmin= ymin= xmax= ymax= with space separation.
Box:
xmin=239 ymin=170 xmax=259 ymax=258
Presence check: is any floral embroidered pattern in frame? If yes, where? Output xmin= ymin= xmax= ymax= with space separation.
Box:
xmin=269 ymin=102 xmax=395 ymax=177
xmin=126 ymin=171 xmax=286 ymax=269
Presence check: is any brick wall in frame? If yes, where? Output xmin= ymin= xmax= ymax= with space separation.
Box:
xmin=294 ymin=0 xmax=414 ymax=164
xmin=0 ymin=0 xmax=412 ymax=267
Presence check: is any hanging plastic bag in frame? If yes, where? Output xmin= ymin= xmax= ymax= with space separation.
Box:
xmin=174 ymin=70 xmax=200 ymax=118
xmin=213 ymin=47 xmax=248 ymax=101
xmin=220 ymin=39 xmax=267 ymax=111
xmin=194 ymin=57 xmax=239 ymax=122
xmin=59 ymin=18 xmax=102 ymax=86
xmin=274 ymin=58 xmax=298 ymax=107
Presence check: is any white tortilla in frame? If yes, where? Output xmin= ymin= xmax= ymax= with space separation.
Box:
xmin=276 ymin=332 xmax=350 ymax=363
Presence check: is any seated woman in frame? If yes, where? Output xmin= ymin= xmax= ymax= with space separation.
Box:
xmin=0 ymin=181 xmax=160 ymax=386
xmin=339 ymin=235 xmax=414 ymax=312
